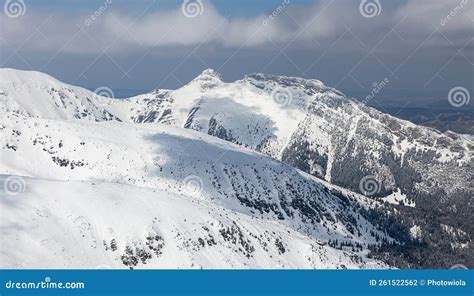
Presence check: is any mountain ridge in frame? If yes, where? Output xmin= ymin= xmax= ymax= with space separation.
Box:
xmin=1 ymin=68 xmax=472 ymax=268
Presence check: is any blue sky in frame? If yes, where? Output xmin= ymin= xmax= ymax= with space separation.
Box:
xmin=1 ymin=0 xmax=472 ymax=106
xmin=26 ymin=0 xmax=314 ymax=17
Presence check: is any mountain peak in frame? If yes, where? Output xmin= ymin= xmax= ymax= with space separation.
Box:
xmin=0 ymin=68 xmax=61 ymax=85
xmin=188 ymin=69 xmax=223 ymax=90
xmin=196 ymin=68 xmax=222 ymax=81
xmin=244 ymin=72 xmax=325 ymax=91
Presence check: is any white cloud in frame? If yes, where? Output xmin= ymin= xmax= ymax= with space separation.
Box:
xmin=0 ymin=0 xmax=472 ymax=55
xmin=395 ymin=0 xmax=473 ymax=32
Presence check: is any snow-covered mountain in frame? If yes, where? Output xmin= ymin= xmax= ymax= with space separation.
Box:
xmin=109 ymin=69 xmax=472 ymax=202
xmin=0 ymin=68 xmax=472 ymax=268
xmin=109 ymin=69 xmax=324 ymax=159
xmin=0 ymin=68 xmax=119 ymax=121
xmin=111 ymin=70 xmax=473 ymax=266
xmin=0 ymin=115 xmax=388 ymax=269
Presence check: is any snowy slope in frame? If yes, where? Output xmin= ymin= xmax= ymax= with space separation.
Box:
xmin=0 ymin=115 xmax=390 ymax=269
xmin=1 ymin=68 xmax=471 ymax=268
xmin=106 ymin=69 xmax=472 ymax=204
xmin=0 ymin=68 xmax=119 ymax=121
xmin=0 ymin=175 xmax=386 ymax=269
xmin=108 ymin=69 xmax=321 ymax=159
xmin=4 ymin=68 xmax=469 ymax=201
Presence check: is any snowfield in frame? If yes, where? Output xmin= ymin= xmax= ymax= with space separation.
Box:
xmin=0 ymin=116 xmax=389 ymax=269
xmin=0 ymin=175 xmax=386 ymax=269
xmin=0 ymin=68 xmax=472 ymax=269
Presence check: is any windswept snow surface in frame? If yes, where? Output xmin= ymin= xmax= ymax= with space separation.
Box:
xmin=0 ymin=115 xmax=389 ymax=269
xmin=0 ymin=69 xmax=118 ymax=121
xmin=1 ymin=68 xmax=472 ymax=269
xmin=0 ymin=175 xmax=385 ymax=269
